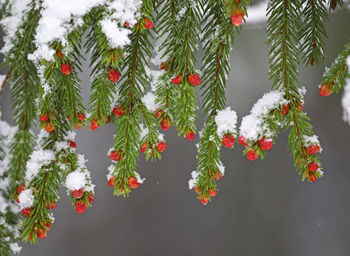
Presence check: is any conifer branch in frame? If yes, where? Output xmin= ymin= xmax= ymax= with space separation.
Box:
xmin=300 ymin=0 xmax=328 ymax=66
xmin=320 ymin=42 xmax=350 ymax=95
xmin=267 ymin=0 xmax=323 ymax=182
xmin=171 ymin=0 xmax=201 ymax=137
xmin=85 ymin=8 xmax=122 ymax=129
xmin=5 ymin=5 xmax=40 ymax=195
xmin=154 ymin=0 xmax=179 ymax=126
xmin=107 ymin=2 xmax=156 ymax=196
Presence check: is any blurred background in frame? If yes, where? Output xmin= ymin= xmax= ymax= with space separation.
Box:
xmin=1 ymin=6 xmax=350 ymax=256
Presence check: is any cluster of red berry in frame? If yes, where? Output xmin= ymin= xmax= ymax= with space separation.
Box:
xmin=18 ymin=185 xmax=56 ymax=240
xmin=193 ymin=171 xmax=222 ymax=205
xmin=230 ymin=0 xmax=245 ymax=27
xmin=39 ymin=112 xmax=54 ymax=132
xmin=71 ymin=188 xmax=94 ymax=214
xmin=171 ymin=73 xmax=201 ymax=86
xmin=304 ymin=144 xmax=321 ymax=182
xmin=238 ymin=136 xmax=273 ymax=161
xmin=108 ymin=175 xmax=140 ymax=192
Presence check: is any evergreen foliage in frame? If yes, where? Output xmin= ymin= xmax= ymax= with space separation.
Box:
xmin=0 ymin=0 xmax=348 ymax=251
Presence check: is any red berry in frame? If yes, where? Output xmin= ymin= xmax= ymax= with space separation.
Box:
xmin=258 ymin=137 xmax=273 ymax=151
xmin=156 ymin=142 xmax=167 ymax=152
xmin=222 ymin=134 xmax=235 ymax=148
xmin=70 ymin=141 xmax=77 ymax=148
xmin=200 ymin=196 xmax=209 ymax=205
xmin=46 ymin=201 xmax=57 ymax=210
xmin=75 ymin=202 xmax=86 ymax=214
xmin=109 ymin=150 xmax=123 ymax=161
xmin=297 ymin=102 xmax=303 ymax=112
xmin=40 ymin=114 xmax=49 ymax=122
xmin=281 ymin=104 xmax=290 ymax=116
xmin=88 ymin=194 xmax=94 ymax=203
xmin=36 ymin=227 xmax=47 ymax=239
xmin=213 ymin=171 xmax=222 ymax=181
xmin=16 ymin=184 xmax=25 ymax=194
xmin=231 ymin=9 xmax=244 ymax=27
xmin=208 ymin=188 xmax=217 ymax=197
xmin=45 ymin=122 xmax=54 ymax=133
xmin=140 ymin=143 xmax=149 ymax=154
xmin=185 ymin=131 xmax=195 ymax=141
xmin=128 ymin=176 xmax=140 ymax=189
xmin=309 ymin=173 xmax=317 ymax=182
xmin=71 ymin=189 xmax=84 ymax=199
xmin=154 ymin=109 xmax=163 ymax=119
xmin=61 ymin=63 xmax=72 ymax=76
xmin=74 ymin=123 xmax=82 ymax=130
xmin=319 ymin=84 xmax=333 ymax=97
xmin=247 ymin=149 xmax=258 ymax=161
xmin=56 ymin=50 xmax=62 ymax=59
xmin=104 ymin=115 xmax=111 ymax=123
xmin=238 ymin=135 xmax=248 ymax=147
xmin=77 ymin=112 xmax=86 ymax=121
xmin=112 ymin=106 xmax=125 ymax=118
xmin=90 ymin=120 xmax=99 ymax=130
xmin=188 ymin=74 xmax=201 ymax=86
xmin=160 ymin=62 xmax=169 ymax=71
xmin=308 ymin=162 xmax=319 ymax=172
xmin=44 ymin=222 xmax=52 ymax=230
xmin=305 ymin=144 xmax=320 ymax=155
xmin=172 ymin=75 xmax=182 ymax=84
xmin=107 ymin=69 xmax=120 ymax=82
xmin=108 ymin=176 xmax=117 ymax=188
xmin=21 ymin=208 xmax=33 ymax=217
xmin=124 ymin=21 xmax=130 ymax=28
xmin=161 ymin=118 xmax=171 ymax=130
xmin=143 ymin=17 xmax=153 ymax=29
xmin=193 ymin=186 xmax=200 ymax=194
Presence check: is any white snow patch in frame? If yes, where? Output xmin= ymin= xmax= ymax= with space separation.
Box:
xmin=240 ymin=90 xmax=287 ymax=142
xmin=65 ymin=171 xmax=87 ymax=191
xmin=25 ymin=150 xmax=55 ymax=182
xmin=188 ymin=170 xmax=199 ymax=190
xmin=342 ymin=78 xmax=350 ymax=125
xmin=142 ymin=92 xmax=159 ymax=112
xmin=18 ymin=189 xmax=34 ymax=210
xmin=215 ymin=107 xmax=237 ymax=137
xmin=100 ymin=19 xmax=131 ymax=48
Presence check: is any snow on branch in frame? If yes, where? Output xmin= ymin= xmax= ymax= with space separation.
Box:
xmin=239 ymin=90 xmax=287 ymax=142
xmin=342 ymin=57 xmax=350 ymax=125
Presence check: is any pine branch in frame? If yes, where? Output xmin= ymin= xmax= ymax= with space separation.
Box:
xmin=85 ymin=8 xmax=122 ymax=128
xmin=4 ymin=4 xmax=40 ymax=195
xmin=108 ymin=2 xmax=156 ymax=196
xmin=300 ymin=0 xmax=328 ymax=66
xmin=0 ymin=121 xmax=21 ymax=255
xmin=54 ymin=29 xmax=86 ymax=128
xmin=0 ymin=3 xmax=40 ymax=94
xmin=138 ymin=103 xmax=162 ymax=161
xmin=267 ymin=0 xmax=323 ymax=182
xmin=21 ymin=165 xmax=60 ymax=243
xmin=320 ymin=41 xmax=350 ymax=95
xmin=190 ymin=0 xmax=235 ymax=204
xmin=170 ymin=0 xmax=201 ymax=137
xmin=154 ymin=0 xmax=179 ymax=126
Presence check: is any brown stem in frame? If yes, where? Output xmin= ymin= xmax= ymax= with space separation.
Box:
xmin=0 ymin=67 xmax=13 ymax=94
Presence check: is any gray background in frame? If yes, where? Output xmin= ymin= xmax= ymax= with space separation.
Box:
xmin=1 ymin=8 xmax=350 ymax=256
